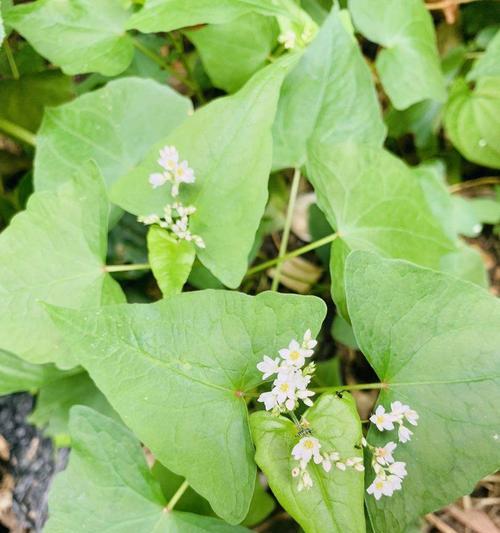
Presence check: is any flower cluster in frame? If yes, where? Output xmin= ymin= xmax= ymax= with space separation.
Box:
xmin=370 ymin=401 xmax=418 ymax=443
xmin=138 ymin=146 xmax=205 ymax=248
xmin=257 ymin=330 xmax=317 ymax=413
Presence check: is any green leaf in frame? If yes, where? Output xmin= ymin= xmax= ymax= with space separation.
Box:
xmin=250 ymin=393 xmax=365 ymax=533
xmin=29 ymin=371 xmax=118 ymax=447
xmin=444 ymin=77 xmax=500 ymax=169
xmin=0 ymin=164 xmax=124 ymax=366
xmin=6 ymin=0 xmax=134 ymax=76
xmin=0 ymin=71 xmax=73 ymax=132
xmin=35 ymin=77 xmax=192 ymax=193
xmin=111 ymin=59 xmax=294 ymax=288
xmin=147 ymin=226 xmax=196 ymax=297
xmin=345 ymin=251 xmax=500 ymax=532
xmin=0 ymin=349 xmax=72 ymax=395
xmin=468 ymin=29 xmax=500 ymax=80
xmin=46 ymin=290 xmax=326 ymax=524
xmin=331 ymin=315 xmax=358 ymax=350
xmin=186 ymin=14 xmax=278 ymax=93
xmin=45 ymin=406 xmax=249 ymax=532
xmin=306 ymin=142 xmax=455 ymax=318
xmin=272 ymin=9 xmax=385 ymax=170
xmin=127 ymin=0 xmax=290 ymax=33
xmin=349 ymin=0 xmax=446 ymax=109
xmin=0 ymin=9 xmax=4 ymax=44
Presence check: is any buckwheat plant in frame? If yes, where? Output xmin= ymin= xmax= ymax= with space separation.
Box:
xmin=257 ymin=330 xmax=364 ymax=492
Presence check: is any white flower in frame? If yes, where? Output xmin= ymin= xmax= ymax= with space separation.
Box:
xmin=374 ymin=442 xmax=397 ymax=466
xmin=297 ymin=469 xmax=313 ymax=491
xmin=398 ymin=425 xmax=413 ymax=443
xmin=330 ymin=451 xmax=340 ymax=462
xmin=278 ymin=30 xmax=296 ymax=49
xmin=149 ymin=172 xmax=168 ymax=189
xmin=257 ymin=391 xmax=278 ymax=411
xmin=367 ymin=476 xmax=395 ymax=500
xmin=388 ymin=461 xmax=407 ymax=478
xmin=279 ymin=339 xmax=311 ymax=368
xmin=370 ymin=405 xmax=395 ymax=432
xmin=302 ymin=329 xmax=317 ymax=350
xmin=174 ymin=160 xmax=195 ymax=184
xmin=296 ymin=388 xmax=315 ymax=407
xmin=291 ymin=467 xmax=300 ymax=478
xmin=336 ymin=462 xmax=346 ymax=471
xmin=346 ymin=457 xmax=365 ymax=471
xmin=404 ymin=409 xmax=419 ymax=426
xmin=193 ymin=235 xmax=205 ymax=248
xmin=158 ymin=145 xmax=179 ymax=172
xmin=272 ymin=375 xmax=297 ymax=408
xmin=257 ymin=355 xmax=281 ymax=380
xmin=388 ymin=474 xmax=403 ymax=491
xmin=138 ymin=213 xmax=160 ymax=225
xmin=321 ymin=454 xmax=332 ymax=473
xmin=292 ymin=437 xmax=322 ymax=465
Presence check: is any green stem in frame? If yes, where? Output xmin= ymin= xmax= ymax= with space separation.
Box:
xmin=312 ymin=382 xmax=386 ymax=393
xmin=289 ymin=411 xmax=301 ymax=427
xmin=3 ymin=40 xmax=20 ymax=80
xmin=0 ymin=118 xmax=36 ymax=146
xmin=171 ymin=33 xmax=205 ymax=103
xmin=271 ymin=168 xmax=301 ymax=291
xmin=105 ymin=263 xmax=151 ymax=273
xmin=165 ymin=480 xmax=189 ymax=512
xmin=246 ymin=232 xmax=338 ymax=277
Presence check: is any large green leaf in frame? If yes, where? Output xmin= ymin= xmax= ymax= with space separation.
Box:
xmin=349 ymin=0 xmax=446 ymax=109
xmin=468 ymin=30 xmax=500 ymax=80
xmin=306 ymin=142 xmax=455 ymax=318
xmin=147 ymin=226 xmax=196 ymax=297
xmin=35 ymin=77 xmax=192 ymax=193
xmin=127 ymin=0 xmax=290 ymax=33
xmin=186 ymin=14 xmax=278 ymax=93
xmin=0 ymin=165 xmax=124 ymax=367
xmin=0 ymin=71 xmax=73 ymax=132
xmin=6 ymin=0 xmax=134 ymax=76
xmin=45 ymin=406 xmax=249 ymax=532
xmin=273 ymin=8 xmax=385 ymax=170
xmin=0 ymin=10 xmax=5 ymax=44
xmin=444 ymin=77 xmax=500 ymax=169
xmin=251 ymin=393 xmax=365 ymax=533
xmin=111 ymin=59 xmax=294 ymax=288
xmin=47 ymin=290 xmax=326 ymax=524
xmin=345 ymin=251 xmax=500 ymax=532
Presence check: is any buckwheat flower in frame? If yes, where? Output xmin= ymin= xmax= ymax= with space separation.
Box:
xmin=398 ymin=425 xmax=413 ymax=443
xmin=257 ymin=355 xmax=281 ymax=380
xmin=174 ymin=203 xmax=197 ymax=217
xmin=138 ymin=213 xmax=161 ymax=225
xmin=149 ymin=172 xmax=168 ymax=189
xmin=388 ymin=475 xmax=403 ymax=491
xmin=330 ymin=451 xmax=340 ymax=462
xmin=302 ymin=329 xmax=317 ymax=350
xmin=296 ymin=388 xmax=315 ymax=407
xmin=404 ymin=409 xmax=419 ymax=426
xmin=370 ymin=405 xmax=395 ymax=431
xmin=279 ymin=339 xmax=311 ymax=368
xmin=374 ymin=442 xmax=397 ymax=466
xmin=336 ymin=462 xmax=346 ymax=471
xmin=193 ymin=235 xmax=205 ymax=249
xmin=158 ymin=145 xmax=179 ymax=172
xmin=347 ymin=457 xmax=365 ymax=472
xmin=292 ymin=436 xmax=322 ymax=465
xmin=174 ymin=160 xmax=195 ymax=184
xmin=278 ymin=30 xmax=296 ymax=49
xmin=297 ymin=469 xmax=313 ymax=492
xmin=272 ymin=375 xmax=297 ymax=409
xmin=258 ymin=391 xmax=278 ymax=411
xmin=367 ymin=476 xmax=394 ymax=500
xmin=388 ymin=461 xmax=407 ymax=478
xmin=321 ymin=454 xmax=332 ymax=472
xmin=291 ymin=467 xmax=300 ymax=478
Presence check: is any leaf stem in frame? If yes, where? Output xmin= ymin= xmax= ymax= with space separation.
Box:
xmin=165 ymin=480 xmax=189 ymax=512
xmin=3 ymin=40 xmax=20 ymax=80
xmin=104 ymin=263 xmax=151 ymax=273
xmin=449 ymin=176 xmax=500 ymax=193
xmin=246 ymin=232 xmax=338 ymax=277
xmin=312 ymin=382 xmax=386 ymax=393
xmin=271 ymin=168 xmax=301 ymax=291
xmin=0 ymin=118 xmax=36 ymax=146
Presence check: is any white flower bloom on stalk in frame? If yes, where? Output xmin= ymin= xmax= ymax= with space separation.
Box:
xmin=292 ymin=437 xmax=322 ymax=465
xmin=398 ymin=425 xmax=413 ymax=443
xmin=370 ymin=405 xmax=395 ymax=431
xmin=149 ymin=172 xmax=168 ymax=189
xmin=158 ymin=145 xmax=179 ymax=171
xmin=137 ymin=214 xmax=161 ymax=225
xmin=150 ymin=145 xmax=196 ymax=198
xmin=367 ymin=476 xmax=395 ymax=500
xmin=279 ymin=339 xmax=311 ymax=368
xmin=278 ymin=30 xmax=297 ymax=49
xmin=257 ymin=391 xmax=278 ymax=411
xmin=374 ymin=441 xmax=397 ymax=466
xmin=388 ymin=462 xmax=407 ymax=478
xmin=256 ymin=355 xmax=280 ymax=380
xmin=302 ymin=329 xmax=317 ymax=350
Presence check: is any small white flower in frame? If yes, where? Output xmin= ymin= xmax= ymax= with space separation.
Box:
xmin=174 ymin=160 xmax=195 ymax=184
xmin=336 ymin=462 xmax=346 ymax=471
xmin=297 ymin=469 xmax=313 ymax=491
xmin=370 ymin=405 xmax=395 ymax=432
xmin=292 ymin=437 xmax=322 ymax=465
xmin=321 ymin=454 xmax=332 ymax=473
xmin=138 ymin=213 xmax=160 ymax=225
xmin=278 ymin=30 xmax=296 ymax=49
xmin=279 ymin=339 xmax=311 ymax=368
xmin=302 ymin=329 xmax=317 ymax=350
xmin=193 ymin=235 xmax=205 ymax=248
xmin=398 ymin=425 xmax=413 ymax=443
xmin=158 ymin=145 xmax=179 ymax=171
xmin=272 ymin=375 xmax=297 ymax=406
xmin=296 ymin=388 xmax=315 ymax=407
xmin=388 ymin=461 xmax=407 ymax=478
xmin=258 ymin=391 xmax=278 ymax=411
xmin=346 ymin=457 xmax=364 ymax=471
xmin=257 ymin=355 xmax=281 ymax=380
xmin=330 ymin=451 xmax=340 ymax=462
xmin=149 ymin=172 xmax=168 ymax=189
xmin=367 ymin=476 xmax=394 ymax=500
xmin=291 ymin=467 xmax=300 ymax=478
xmin=374 ymin=442 xmax=397 ymax=466
xmin=404 ymin=409 xmax=419 ymax=427
xmin=388 ymin=474 xmax=403 ymax=491
xmin=361 ymin=437 xmax=368 ymax=448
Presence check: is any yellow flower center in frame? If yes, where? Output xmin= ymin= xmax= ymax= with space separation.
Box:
xmin=375 ymin=481 xmax=384 ymax=490
xmin=304 ymin=440 xmax=314 ymax=449
xmin=376 ymin=415 xmax=384 ymax=425
xmin=279 ymin=383 xmax=289 ymax=392
xmin=290 ymin=351 xmax=300 ymax=361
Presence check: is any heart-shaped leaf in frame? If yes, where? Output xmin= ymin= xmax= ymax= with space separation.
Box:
xmin=47 ymin=290 xmax=326 ymax=524
xmin=306 ymin=142 xmax=455 ymax=318
xmin=349 ymin=0 xmax=446 ymax=109
xmin=251 ymin=393 xmax=365 ymax=533
xmin=345 ymin=251 xmax=500 ymax=532
xmin=45 ymin=406 xmax=249 ymax=532
xmin=0 ymin=164 xmax=124 ymax=366
xmin=111 ymin=59 xmax=295 ymax=288
xmin=6 ymin=0 xmax=134 ymax=76
xmin=272 ymin=8 xmax=385 ymax=170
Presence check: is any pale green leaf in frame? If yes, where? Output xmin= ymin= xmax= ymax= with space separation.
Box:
xmin=468 ymin=29 xmax=500 ymax=80
xmin=147 ymin=226 xmax=196 ymax=297
xmin=46 ymin=290 xmax=326 ymax=524
xmin=444 ymin=77 xmax=500 ymax=169
xmin=345 ymin=251 xmax=500 ymax=532
xmin=35 ymin=77 xmax=192 ymax=193
xmin=0 ymin=10 xmax=5 ymax=44
xmin=0 ymin=165 xmax=124 ymax=366
xmin=349 ymin=0 xmax=446 ymax=109
xmin=186 ymin=14 xmax=278 ymax=93
xmin=127 ymin=0 xmax=289 ymax=33
xmin=306 ymin=142 xmax=455 ymax=318
xmin=111 ymin=59 xmax=294 ymax=288
xmin=273 ymin=8 xmax=385 ymax=170
xmin=29 ymin=371 xmax=118 ymax=447
xmin=45 ymin=406 xmax=248 ymax=532
xmin=250 ymin=393 xmax=365 ymax=533
xmin=6 ymin=0 xmax=134 ymax=76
